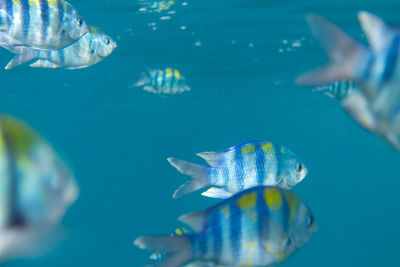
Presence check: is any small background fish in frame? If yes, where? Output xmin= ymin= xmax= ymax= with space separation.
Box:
xmin=134 ymin=68 xmax=190 ymax=95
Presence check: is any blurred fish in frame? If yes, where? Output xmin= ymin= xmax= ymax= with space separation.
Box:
xmin=135 ymin=186 xmax=317 ymax=267
xmin=0 ymin=0 xmax=88 ymax=50
xmin=296 ymin=12 xmax=400 ymax=151
xmin=168 ymin=141 xmax=307 ymax=199
xmin=0 ymin=115 xmax=78 ymax=260
xmin=134 ymin=68 xmax=190 ymax=95
xmin=313 ymin=80 xmax=357 ymax=100
xmin=150 ymin=227 xmax=190 ymax=262
xmin=138 ymin=0 xmax=176 ymax=13
xmin=2 ymin=26 xmax=117 ymax=70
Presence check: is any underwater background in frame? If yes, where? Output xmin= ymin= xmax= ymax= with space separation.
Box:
xmin=2 ymin=0 xmax=400 ymax=266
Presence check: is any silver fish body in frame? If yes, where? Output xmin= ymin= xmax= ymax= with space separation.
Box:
xmin=0 ymin=0 xmax=88 ymax=50
xmin=3 ymin=26 xmax=117 ymax=69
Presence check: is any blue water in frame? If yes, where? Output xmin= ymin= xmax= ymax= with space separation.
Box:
xmin=3 ymin=0 xmax=400 ymax=266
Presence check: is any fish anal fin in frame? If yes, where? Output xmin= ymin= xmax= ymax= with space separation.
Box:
xmin=201 ymin=187 xmax=232 ymax=199
xmin=30 ymin=60 xmax=60 ymax=69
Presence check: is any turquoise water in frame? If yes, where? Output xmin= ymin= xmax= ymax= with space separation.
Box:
xmin=3 ymin=0 xmax=400 ymax=266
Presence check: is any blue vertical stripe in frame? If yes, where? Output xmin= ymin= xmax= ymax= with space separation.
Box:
xmin=210 ymin=212 xmax=222 ymax=261
xmin=58 ymin=50 xmax=65 ymax=63
xmin=197 ymin=232 xmax=208 ymax=257
xmin=273 ymin=144 xmax=282 ymax=180
xmin=39 ymin=0 xmax=49 ymax=43
xmin=5 ymin=0 xmax=13 ymax=28
xmin=380 ymin=35 xmax=399 ymax=85
xmin=280 ymin=189 xmax=290 ymax=231
xmin=255 ymin=143 xmax=265 ymax=186
xmin=256 ymin=188 xmax=268 ymax=261
xmin=229 ymin=202 xmax=241 ymax=263
xmin=57 ymin=0 xmax=64 ymax=24
xmin=20 ymin=0 xmax=30 ymax=40
xmin=234 ymin=146 xmax=245 ymax=191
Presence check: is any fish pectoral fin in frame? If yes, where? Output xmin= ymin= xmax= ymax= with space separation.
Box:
xmin=29 ymin=60 xmax=61 ymax=69
xmin=201 ymin=187 xmax=232 ymax=199
xmin=262 ymin=219 xmax=288 ymax=254
xmin=5 ymin=51 xmax=37 ymax=70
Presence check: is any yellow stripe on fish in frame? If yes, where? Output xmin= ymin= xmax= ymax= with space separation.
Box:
xmin=264 ymin=188 xmax=282 ymax=210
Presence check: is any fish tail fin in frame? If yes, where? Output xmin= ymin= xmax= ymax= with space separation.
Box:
xmin=135 ymin=235 xmax=192 ymax=267
xmin=296 ymin=14 xmax=369 ymax=85
xmin=167 ymin=158 xmax=210 ymax=198
xmin=4 ymin=46 xmax=38 ymax=70
xmin=132 ymin=72 xmax=149 ymax=87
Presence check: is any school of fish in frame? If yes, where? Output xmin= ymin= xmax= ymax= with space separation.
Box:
xmin=1 ymin=0 xmax=399 ymax=266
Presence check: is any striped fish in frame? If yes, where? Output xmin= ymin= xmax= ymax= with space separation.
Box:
xmin=134 ymin=68 xmax=190 ymax=95
xmin=295 ymin=12 xmax=400 ymax=151
xmin=135 ymin=186 xmax=317 ymax=267
xmin=0 ymin=0 xmax=88 ymax=50
xmin=0 ymin=114 xmax=78 ymax=260
xmin=314 ymin=80 xmax=357 ymax=100
xmin=168 ymin=141 xmax=307 ymax=199
xmin=138 ymin=0 xmax=176 ymax=13
xmin=2 ymin=26 xmax=117 ymax=69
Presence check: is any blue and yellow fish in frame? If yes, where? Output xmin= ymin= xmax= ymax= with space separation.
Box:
xmin=135 ymin=186 xmax=317 ymax=267
xmin=0 ymin=114 xmax=78 ymax=260
xmin=314 ymin=80 xmax=356 ymax=100
xmin=134 ymin=68 xmax=190 ymax=95
xmin=168 ymin=141 xmax=307 ymax=199
xmin=296 ymin=12 xmax=400 ymax=151
xmin=2 ymin=26 xmax=117 ymax=69
xmin=0 ymin=0 xmax=88 ymax=50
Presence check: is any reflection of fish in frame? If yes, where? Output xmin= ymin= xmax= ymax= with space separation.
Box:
xmin=0 ymin=0 xmax=88 ymax=50
xmin=314 ymin=80 xmax=356 ymax=100
xmin=0 ymin=115 xmax=78 ymax=260
xmin=168 ymin=141 xmax=307 ymax=199
xmin=296 ymin=12 xmax=400 ymax=151
xmin=2 ymin=26 xmax=117 ymax=70
xmin=134 ymin=68 xmax=190 ymax=95
xmin=135 ymin=186 xmax=317 ymax=267
xmin=138 ymin=0 xmax=176 ymax=13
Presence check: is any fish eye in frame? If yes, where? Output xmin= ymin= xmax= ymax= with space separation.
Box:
xmin=307 ymin=216 xmax=314 ymax=227
xmin=78 ymin=18 xmax=83 ymax=27
xmin=296 ymin=163 xmax=303 ymax=172
xmin=105 ymin=38 xmax=110 ymax=45
xmin=91 ymin=49 xmax=95 ymax=55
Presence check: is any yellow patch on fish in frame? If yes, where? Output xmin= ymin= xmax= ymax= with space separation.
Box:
xmin=261 ymin=142 xmax=274 ymax=154
xmin=174 ymin=69 xmax=181 ymax=79
xmin=277 ymin=252 xmax=287 ymax=261
xmin=2 ymin=117 xmax=37 ymax=159
xmin=236 ymin=192 xmax=257 ymax=222
xmin=283 ymin=191 xmax=300 ymax=223
xmin=29 ymin=0 xmax=40 ymax=5
xmin=220 ymin=206 xmax=230 ymax=219
xmin=264 ymin=188 xmax=282 ymax=210
xmin=46 ymin=0 xmax=58 ymax=6
xmin=165 ymin=68 xmax=173 ymax=77
xmin=13 ymin=0 xmax=20 ymax=5
xmin=241 ymin=144 xmax=255 ymax=155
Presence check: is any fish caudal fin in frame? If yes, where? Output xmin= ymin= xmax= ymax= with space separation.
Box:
xmin=134 ymin=235 xmax=192 ymax=267
xmin=295 ymin=15 xmax=369 ymax=85
xmin=132 ymin=72 xmax=149 ymax=87
xmin=167 ymin=158 xmax=210 ymax=198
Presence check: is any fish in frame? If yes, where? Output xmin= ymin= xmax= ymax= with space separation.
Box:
xmin=138 ymin=0 xmax=176 ymax=13
xmin=295 ymin=12 xmax=400 ymax=151
xmin=168 ymin=141 xmax=307 ymax=199
xmin=135 ymin=186 xmax=317 ymax=267
xmin=2 ymin=26 xmax=117 ymax=70
xmin=313 ymin=80 xmax=357 ymax=100
xmin=0 ymin=114 xmax=78 ymax=260
xmin=134 ymin=68 xmax=190 ymax=95
xmin=150 ymin=227 xmax=190 ymax=262
xmin=0 ymin=0 xmax=89 ymax=50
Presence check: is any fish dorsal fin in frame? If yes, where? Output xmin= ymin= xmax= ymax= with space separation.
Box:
xmin=30 ymin=60 xmax=60 ymax=69
xmin=196 ymin=151 xmax=225 ymax=167
xmin=358 ymin=11 xmax=394 ymax=53
xmin=178 ymin=210 xmax=209 ymax=232
xmin=201 ymin=187 xmax=232 ymax=199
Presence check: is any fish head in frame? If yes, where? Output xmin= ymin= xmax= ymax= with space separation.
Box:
xmin=63 ymin=3 xmax=89 ymax=42
xmin=287 ymin=201 xmax=317 ymax=250
xmin=94 ymin=32 xmax=117 ymax=58
xmin=278 ymin=146 xmax=308 ymax=188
